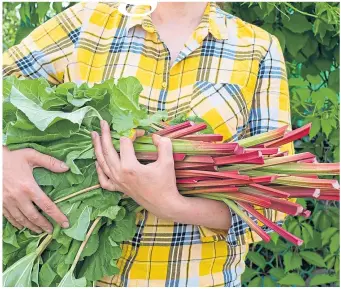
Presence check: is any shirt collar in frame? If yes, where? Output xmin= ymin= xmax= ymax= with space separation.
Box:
xmin=124 ymin=2 xmax=229 ymax=40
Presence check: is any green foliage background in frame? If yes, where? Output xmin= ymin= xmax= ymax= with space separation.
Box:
xmin=2 ymin=2 xmax=340 ymax=287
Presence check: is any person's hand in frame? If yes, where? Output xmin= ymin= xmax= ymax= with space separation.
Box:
xmin=91 ymin=120 xmax=186 ymax=220
xmin=3 ymin=147 xmax=70 ymax=233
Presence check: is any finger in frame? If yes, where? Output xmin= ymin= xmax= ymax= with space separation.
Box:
xmin=95 ymin=161 xmax=117 ymax=191
xmin=10 ymin=205 xmax=43 ymax=234
xmin=100 ymin=120 xmax=120 ymax=169
xmin=17 ymin=196 xmax=54 ymax=234
xmin=130 ymin=129 xmax=145 ymax=142
xmin=120 ymin=137 xmax=139 ymax=166
xmin=29 ymin=182 xmax=69 ymax=229
xmin=152 ymin=134 xmax=174 ymax=165
xmin=3 ymin=208 xmax=23 ymax=230
xmin=26 ymin=149 xmax=69 ymax=173
xmin=92 ymin=131 xmax=112 ymax=176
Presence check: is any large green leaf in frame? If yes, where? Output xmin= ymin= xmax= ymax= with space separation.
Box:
xmin=246 ymin=251 xmax=266 ymax=270
xmin=64 ymin=206 xmax=92 ymax=241
xmin=9 ymin=86 xmax=101 ymax=131
xmin=58 ymin=270 xmax=86 ymax=287
xmin=3 ymin=252 xmax=36 ymax=287
xmin=283 ymin=251 xmax=302 ymax=272
xmin=278 ymin=273 xmax=305 ymax=286
xmin=309 ymin=274 xmax=338 ymax=286
xmin=299 ymin=251 xmax=326 ymax=267
xmin=282 ymin=13 xmax=312 ymax=33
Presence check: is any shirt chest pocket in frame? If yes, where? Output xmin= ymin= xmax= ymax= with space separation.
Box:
xmin=188 ymin=81 xmax=254 ymax=142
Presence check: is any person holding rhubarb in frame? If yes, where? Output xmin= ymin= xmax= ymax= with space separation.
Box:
xmin=3 ymin=2 xmax=294 ymax=287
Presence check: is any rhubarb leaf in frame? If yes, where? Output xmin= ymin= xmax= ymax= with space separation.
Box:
xmin=58 ymin=270 xmax=86 ymax=287
xmin=31 ymin=259 xmax=40 ymax=286
xmin=79 ymin=225 xmax=122 ymax=281
xmin=3 ymin=222 xmax=19 ymax=248
xmin=98 ymin=205 xmax=121 ymax=220
xmin=3 ymin=252 xmax=36 ymax=287
xmin=9 ymin=86 xmax=102 ymax=131
xmin=39 ymin=263 xmax=57 ymax=287
xmin=64 ymin=206 xmax=92 ymax=241
xmin=80 ymin=234 xmax=99 ymax=258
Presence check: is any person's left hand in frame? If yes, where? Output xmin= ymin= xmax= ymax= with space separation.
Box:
xmin=91 ymin=120 xmax=186 ymax=220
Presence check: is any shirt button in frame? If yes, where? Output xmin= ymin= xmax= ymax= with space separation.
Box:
xmin=162 ymin=82 xmax=167 ymax=89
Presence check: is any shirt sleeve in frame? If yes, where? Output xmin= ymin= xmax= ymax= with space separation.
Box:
xmin=198 ymin=35 xmax=295 ymax=246
xmin=2 ymin=3 xmax=86 ymax=84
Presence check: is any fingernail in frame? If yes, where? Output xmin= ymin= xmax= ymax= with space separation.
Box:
xmin=100 ymin=120 xmax=106 ymax=129
xmin=62 ymin=221 xmax=69 ymax=228
xmin=61 ymin=162 xmax=69 ymax=169
xmin=120 ymin=136 xmax=129 ymax=142
xmin=91 ymin=131 xmax=97 ymax=139
xmin=36 ymin=230 xmax=43 ymax=234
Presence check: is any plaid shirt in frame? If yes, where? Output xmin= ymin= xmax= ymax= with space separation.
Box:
xmin=3 ymin=2 xmax=294 ymax=287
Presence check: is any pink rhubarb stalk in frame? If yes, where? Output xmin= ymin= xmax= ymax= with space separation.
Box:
xmin=237 ymin=202 xmax=303 ymax=246
xmin=180 ymin=186 xmax=239 ymax=194
xmin=216 ymin=192 xmax=272 ymax=208
xmin=244 ymin=148 xmax=279 ymax=155
xmin=213 ymin=151 xmax=262 ymax=165
xmin=237 ymin=125 xmax=288 ymax=148
xmin=239 ymin=157 xmax=265 ymax=164
xmin=175 ymin=170 xmax=250 ymax=180
xmin=239 ymin=188 xmax=304 ymax=215
xmin=249 ymin=184 xmax=290 ymax=198
xmin=155 ymin=121 xmax=192 ymax=136
xmin=135 ymin=152 xmax=186 ymax=161
xmin=270 ymin=186 xmax=320 ymax=198
xmin=176 ymin=177 xmax=213 ymax=184
xmin=174 ymin=162 xmax=217 ymax=170
xmin=274 ymin=176 xmax=340 ymax=189
xmin=264 ymin=123 xmax=312 ymax=148
xmin=165 ymin=123 xmax=207 ymax=138
xmin=181 ymin=134 xmax=223 ymax=142
xmin=177 ymin=176 xmax=276 ymax=189
xmin=222 ymin=199 xmax=271 ymax=242
xmin=317 ymin=195 xmax=340 ymax=201
xmin=237 ymin=152 xmax=316 ymax=172
xmin=182 ymin=155 xmax=215 ymax=164
xmin=270 ymin=151 xmax=289 ymax=157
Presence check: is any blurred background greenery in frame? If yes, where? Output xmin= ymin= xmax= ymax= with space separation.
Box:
xmin=2 ymin=1 xmax=340 ymax=287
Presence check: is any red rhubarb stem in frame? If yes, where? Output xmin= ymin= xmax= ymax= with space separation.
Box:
xmin=237 ymin=202 xmax=303 ymax=246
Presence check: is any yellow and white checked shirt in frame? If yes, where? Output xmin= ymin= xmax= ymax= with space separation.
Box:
xmin=3 ymin=2 xmax=294 ymax=287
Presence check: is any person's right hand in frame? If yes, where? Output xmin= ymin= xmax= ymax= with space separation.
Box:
xmin=3 ymin=147 xmax=70 ymax=234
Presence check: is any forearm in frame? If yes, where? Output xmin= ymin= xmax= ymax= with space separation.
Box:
xmin=163 ymin=195 xmax=232 ymax=231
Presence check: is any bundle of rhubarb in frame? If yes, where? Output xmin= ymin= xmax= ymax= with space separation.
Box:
xmin=2 ymin=76 xmax=340 ymax=287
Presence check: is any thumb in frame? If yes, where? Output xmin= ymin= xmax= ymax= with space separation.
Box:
xmin=152 ymin=134 xmax=174 ymax=164
xmin=28 ymin=150 xmax=69 ymax=173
